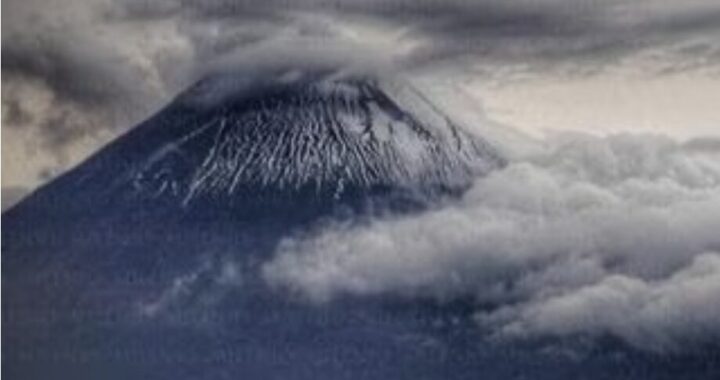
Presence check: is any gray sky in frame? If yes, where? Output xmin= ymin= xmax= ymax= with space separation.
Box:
xmin=3 ymin=0 xmax=720 ymax=206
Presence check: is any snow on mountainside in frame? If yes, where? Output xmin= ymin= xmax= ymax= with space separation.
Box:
xmin=4 ymin=72 xmax=504 ymax=220
xmin=131 ymin=74 xmax=504 ymax=205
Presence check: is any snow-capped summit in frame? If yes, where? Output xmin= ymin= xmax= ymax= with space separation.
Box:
xmin=6 ymin=72 xmax=504 ymax=220
xmin=131 ymin=73 xmax=503 ymax=206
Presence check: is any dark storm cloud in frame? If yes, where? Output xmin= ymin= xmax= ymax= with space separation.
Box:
xmin=142 ymin=0 xmax=720 ymax=71
xmin=363 ymin=1 xmax=720 ymax=73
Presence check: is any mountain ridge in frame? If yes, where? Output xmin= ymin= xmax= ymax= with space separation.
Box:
xmin=4 ymin=73 xmax=504 ymax=221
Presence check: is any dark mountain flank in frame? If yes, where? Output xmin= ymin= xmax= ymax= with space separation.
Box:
xmin=4 ymin=72 xmax=711 ymax=380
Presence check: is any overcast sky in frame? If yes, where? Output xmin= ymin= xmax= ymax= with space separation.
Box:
xmin=2 ymin=0 xmax=720 ymax=207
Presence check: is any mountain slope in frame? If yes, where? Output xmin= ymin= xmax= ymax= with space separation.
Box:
xmin=4 ymin=74 xmax=502 ymax=223
xmin=2 ymin=72 xmax=511 ymax=380
xmin=6 ymin=72 xmax=711 ymax=380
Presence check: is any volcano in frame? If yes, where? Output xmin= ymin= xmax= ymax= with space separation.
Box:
xmin=6 ymin=74 xmax=500 ymax=219
xmin=3 ymin=73 xmax=709 ymax=380
xmin=2 ymin=72 xmax=507 ymax=380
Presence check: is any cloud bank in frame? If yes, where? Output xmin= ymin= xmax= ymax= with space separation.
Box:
xmin=263 ymin=132 xmax=720 ymax=352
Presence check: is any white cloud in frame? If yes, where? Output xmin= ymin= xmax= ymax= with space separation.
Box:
xmin=262 ymin=132 xmax=720 ymax=351
xmin=484 ymin=252 xmax=720 ymax=352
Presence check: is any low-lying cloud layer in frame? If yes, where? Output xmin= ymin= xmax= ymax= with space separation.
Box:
xmin=263 ymin=132 xmax=720 ymax=352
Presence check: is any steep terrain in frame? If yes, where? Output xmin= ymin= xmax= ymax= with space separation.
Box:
xmin=2 ymin=72 xmax=509 ymax=380
xmin=4 ymin=74 xmax=501 ymax=221
xmin=4 ymin=72 xmax=714 ymax=380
